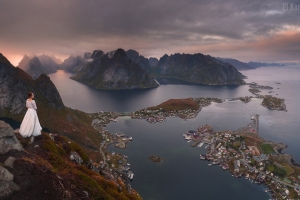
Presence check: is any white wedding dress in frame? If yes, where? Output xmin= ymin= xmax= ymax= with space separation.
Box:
xmin=19 ymin=99 xmax=42 ymax=137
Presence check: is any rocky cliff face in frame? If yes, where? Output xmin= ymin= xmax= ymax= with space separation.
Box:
xmin=71 ymin=49 xmax=159 ymax=90
xmin=125 ymin=49 xmax=152 ymax=73
xmin=17 ymin=56 xmax=57 ymax=79
xmin=154 ymin=53 xmax=245 ymax=85
xmin=149 ymin=57 xmax=158 ymax=67
xmin=0 ymin=53 xmax=64 ymax=116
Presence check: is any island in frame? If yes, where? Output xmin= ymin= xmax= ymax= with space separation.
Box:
xmin=148 ymin=155 xmax=166 ymax=163
xmin=261 ymin=96 xmax=286 ymax=111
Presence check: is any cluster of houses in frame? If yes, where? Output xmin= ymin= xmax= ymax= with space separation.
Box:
xmin=132 ymin=107 xmax=200 ymax=123
xmin=183 ymin=121 xmax=300 ymax=199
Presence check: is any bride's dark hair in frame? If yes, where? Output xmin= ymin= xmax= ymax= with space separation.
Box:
xmin=28 ymin=92 xmax=33 ymax=98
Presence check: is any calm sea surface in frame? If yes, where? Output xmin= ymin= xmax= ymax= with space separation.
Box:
xmin=49 ymin=67 xmax=300 ymax=200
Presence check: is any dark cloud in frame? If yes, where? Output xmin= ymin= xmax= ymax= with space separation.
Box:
xmin=0 ymin=0 xmax=299 ymax=65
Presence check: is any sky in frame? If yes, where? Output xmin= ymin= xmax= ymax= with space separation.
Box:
xmin=0 ymin=0 xmax=300 ymax=66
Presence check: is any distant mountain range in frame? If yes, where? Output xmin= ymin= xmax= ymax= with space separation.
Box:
xmin=17 ymin=49 xmax=291 ymax=89
xmin=217 ymin=57 xmax=285 ymax=71
xmin=17 ymin=54 xmax=60 ymax=79
xmin=59 ymin=49 xmax=246 ymax=89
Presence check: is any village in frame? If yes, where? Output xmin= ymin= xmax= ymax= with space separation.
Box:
xmin=131 ymin=97 xmax=223 ymax=123
xmin=183 ymin=115 xmax=300 ymax=199
xmin=86 ymin=83 xmax=289 ymax=198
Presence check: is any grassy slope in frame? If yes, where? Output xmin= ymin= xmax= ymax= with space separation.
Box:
xmin=147 ymin=98 xmax=200 ymax=111
xmin=8 ymin=104 xmax=102 ymax=161
xmin=6 ymin=132 xmax=141 ymax=200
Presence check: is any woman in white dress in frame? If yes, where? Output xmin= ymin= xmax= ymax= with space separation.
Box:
xmin=19 ymin=92 xmax=42 ymax=142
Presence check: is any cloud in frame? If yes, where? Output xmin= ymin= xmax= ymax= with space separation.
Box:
xmin=0 ymin=0 xmax=299 ymax=65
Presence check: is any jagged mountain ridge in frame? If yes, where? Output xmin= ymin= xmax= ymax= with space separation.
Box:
xmin=71 ymin=49 xmax=159 ymax=90
xmin=0 ymin=53 xmax=64 ymax=116
xmin=154 ymin=53 xmax=245 ymax=85
xmin=125 ymin=49 xmax=158 ymax=73
xmin=17 ymin=55 xmax=57 ymax=79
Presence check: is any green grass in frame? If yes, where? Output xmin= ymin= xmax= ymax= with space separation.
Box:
xmin=147 ymin=98 xmax=199 ymax=111
xmin=267 ymin=164 xmax=287 ymax=178
xmin=260 ymin=143 xmax=275 ymax=154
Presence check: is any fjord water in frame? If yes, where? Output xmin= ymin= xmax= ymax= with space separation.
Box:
xmin=48 ymin=70 xmax=251 ymax=113
xmin=49 ymin=66 xmax=300 ymax=199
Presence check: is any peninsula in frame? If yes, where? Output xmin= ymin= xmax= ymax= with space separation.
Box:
xmin=183 ymin=115 xmax=300 ymax=199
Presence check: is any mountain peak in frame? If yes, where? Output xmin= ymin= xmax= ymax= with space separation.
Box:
xmin=91 ymin=50 xmax=104 ymax=59
xmin=112 ymin=48 xmax=127 ymax=60
xmin=0 ymin=53 xmax=13 ymax=66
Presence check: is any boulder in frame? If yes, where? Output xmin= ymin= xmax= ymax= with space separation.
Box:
xmin=8 ymin=181 xmax=20 ymax=191
xmin=0 ymin=121 xmax=23 ymax=154
xmin=4 ymin=157 xmax=16 ymax=168
xmin=0 ymin=166 xmax=13 ymax=182
xmin=70 ymin=151 xmax=83 ymax=164
xmin=0 ymin=181 xmax=12 ymax=198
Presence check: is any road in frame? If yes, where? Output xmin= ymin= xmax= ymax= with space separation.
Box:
xmin=93 ymin=122 xmax=108 ymax=169
xmin=239 ymin=146 xmax=297 ymax=189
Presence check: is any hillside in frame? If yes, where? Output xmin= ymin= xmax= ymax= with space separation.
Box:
xmin=0 ymin=121 xmax=141 ymax=199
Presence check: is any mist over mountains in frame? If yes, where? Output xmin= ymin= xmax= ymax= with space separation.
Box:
xmin=217 ymin=57 xmax=285 ymax=71
xmin=17 ymin=54 xmax=61 ymax=79
xmin=10 ymin=49 xmax=288 ymax=90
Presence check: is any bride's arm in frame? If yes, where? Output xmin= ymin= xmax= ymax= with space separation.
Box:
xmin=32 ymin=100 xmax=37 ymax=110
xmin=26 ymin=100 xmax=30 ymax=108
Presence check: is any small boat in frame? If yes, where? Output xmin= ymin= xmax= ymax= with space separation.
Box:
xmin=127 ymin=163 xmax=130 ymax=166
xmin=198 ymin=142 xmax=204 ymax=148
xmin=129 ymin=137 xmax=133 ymax=141
xmin=128 ymin=171 xmax=134 ymax=180
xmin=205 ymin=145 xmax=209 ymax=149
xmin=208 ymin=164 xmax=212 ymax=166
xmin=187 ymin=140 xmax=191 ymax=143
